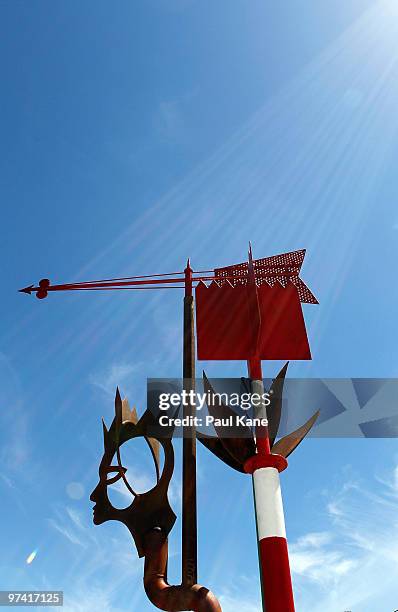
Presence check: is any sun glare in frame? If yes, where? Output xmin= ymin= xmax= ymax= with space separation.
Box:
xmin=26 ymin=550 xmax=37 ymax=565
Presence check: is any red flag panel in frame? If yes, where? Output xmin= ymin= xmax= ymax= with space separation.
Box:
xmin=195 ymin=281 xmax=311 ymax=361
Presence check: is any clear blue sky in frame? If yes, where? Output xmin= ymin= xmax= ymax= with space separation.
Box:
xmin=1 ymin=1 xmax=398 ymax=610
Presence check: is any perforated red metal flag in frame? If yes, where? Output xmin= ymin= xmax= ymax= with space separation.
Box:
xmin=195 ymin=250 xmax=317 ymax=361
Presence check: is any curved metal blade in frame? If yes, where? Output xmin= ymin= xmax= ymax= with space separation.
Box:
xmin=146 ymin=437 xmax=161 ymax=482
xmin=271 ymin=410 xmax=320 ymax=458
xmin=197 ymin=432 xmax=245 ymax=473
xmin=203 ymin=371 xmax=256 ymax=466
xmin=268 ymin=362 xmax=289 ymax=448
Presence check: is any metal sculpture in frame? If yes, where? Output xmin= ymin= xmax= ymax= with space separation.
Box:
xmin=199 ymin=369 xmax=319 ymax=611
xmin=90 ymin=389 xmax=176 ymax=557
xmin=194 ymin=246 xmax=319 ymax=611
xmin=91 ymin=388 xmax=221 ymax=612
xmin=20 ymin=245 xmax=319 ymax=611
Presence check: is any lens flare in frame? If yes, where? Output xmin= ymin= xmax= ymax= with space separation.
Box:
xmin=26 ymin=550 xmax=37 ymax=564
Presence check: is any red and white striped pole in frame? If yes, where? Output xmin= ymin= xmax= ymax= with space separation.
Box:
xmin=245 ymin=358 xmax=295 ymax=612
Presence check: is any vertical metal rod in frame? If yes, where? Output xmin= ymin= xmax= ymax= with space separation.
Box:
xmin=182 ymin=259 xmax=197 ymax=586
xmin=248 ymin=357 xmax=270 ymax=456
xmin=248 ymin=357 xmax=268 ymax=612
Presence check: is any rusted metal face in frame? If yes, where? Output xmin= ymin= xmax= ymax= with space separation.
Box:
xmin=91 ymin=389 xmax=223 ymax=612
xmin=90 ymin=389 xmax=176 ymax=558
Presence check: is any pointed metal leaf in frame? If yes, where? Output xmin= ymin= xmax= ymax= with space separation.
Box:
xmin=115 ymin=387 xmax=122 ymax=431
xmin=268 ymin=362 xmax=289 ymax=448
xmin=197 ymin=432 xmax=245 ymax=473
xmin=271 ymin=410 xmax=320 ymax=458
xmin=203 ymin=371 xmax=256 ymax=466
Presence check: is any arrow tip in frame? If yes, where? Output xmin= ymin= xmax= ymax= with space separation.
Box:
xmin=18 ymin=285 xmax=34 ymax=295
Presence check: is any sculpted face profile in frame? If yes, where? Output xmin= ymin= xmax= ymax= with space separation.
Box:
xmin=90 ymin=388 xmax=176 ymax=557
xmin=90 ymin=388 xmax=222 ymax=612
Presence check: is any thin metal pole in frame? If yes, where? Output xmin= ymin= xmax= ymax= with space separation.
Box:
xmin=247 ymin=357 xmax=295 ymax=612
xmin=248 ymin=357 xmax=268 ymax=612
xmin=182 ymin=259 xmax=197 ymax=586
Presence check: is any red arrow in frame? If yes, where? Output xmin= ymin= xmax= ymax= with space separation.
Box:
xmin=19 ymin=270 xmax=299 ymax=299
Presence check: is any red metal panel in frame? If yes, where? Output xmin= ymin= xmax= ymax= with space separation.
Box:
xmin=214 ymin=249 xmax=318 ymax=304
xmin=196 ymin=281 xmax=252 ymax=360
xmin=195 ymin=280 xmax=311 ymax=361
xmin=256 ymin=283 xmax=311 ymax=359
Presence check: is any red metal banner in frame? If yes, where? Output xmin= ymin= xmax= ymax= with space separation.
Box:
xmin=195 ymin=250 xmax=316 ymax=361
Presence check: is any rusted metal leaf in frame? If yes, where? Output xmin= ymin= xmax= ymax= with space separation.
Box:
xmin=203 ymin=371 xmax=256 ymax=466
xmin=197 ymin=432 xmax=246 ymax=473
xmin=271 ymin=410 xmax=320 ymax=458
xmin=268 ymin=362 xmax=289 ymax=448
